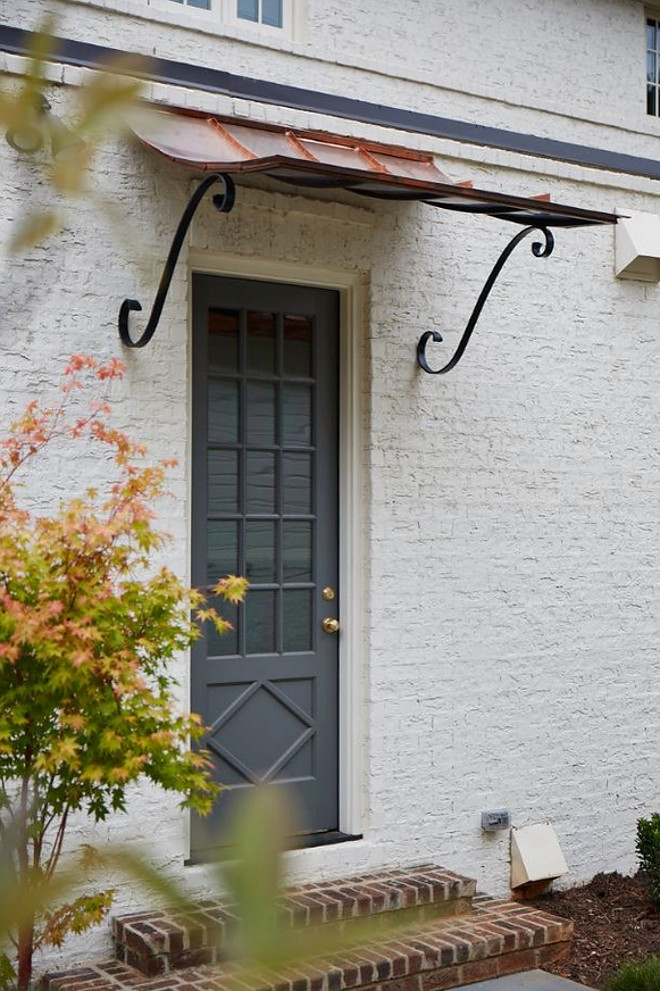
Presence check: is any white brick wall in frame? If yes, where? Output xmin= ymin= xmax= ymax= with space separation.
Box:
xmin=10 ymin=0 xmax=660 ymax=157
xmin=3 ymin=0 xmax=660 ymax=975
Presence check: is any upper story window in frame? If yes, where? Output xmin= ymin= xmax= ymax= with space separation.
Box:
xmin=164 ymin=0 xmax=291 ymax=32
xmin=169 ymin=0 xmax=211 ymax=9
xmin=237 ymin=0 xmax=282 ymax=27
xmin=647 ymin=14 xmax=660 ymax=115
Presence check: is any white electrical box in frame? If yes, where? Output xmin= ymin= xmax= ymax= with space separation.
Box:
xmin=615 ymin=209 xmax=660 ymax=281
xmin=510 ymin=823 xmax=568 ymax=889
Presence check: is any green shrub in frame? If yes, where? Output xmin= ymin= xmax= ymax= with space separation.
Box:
xmin=636 ymin=814 xmax=660 ymax=906
xmin=0 ymin=358 xmax=247 ymax=990
xmin=609 ymin=957 xmax=660 ymax=991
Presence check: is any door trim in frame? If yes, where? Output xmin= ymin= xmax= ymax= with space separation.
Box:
xmin=187 ymin=251 xmax=366 ymax=843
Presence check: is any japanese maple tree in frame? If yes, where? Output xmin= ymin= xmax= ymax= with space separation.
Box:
xmin=0 ymin=356 xmax=246 ymax=990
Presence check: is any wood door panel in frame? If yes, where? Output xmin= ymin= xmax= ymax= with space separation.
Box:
xmin=191 ymin=275 xmax=340 ymax=855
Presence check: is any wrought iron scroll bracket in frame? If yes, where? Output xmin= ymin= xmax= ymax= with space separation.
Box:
xmin=119 ymin=172 xmax=236 ymax=349
xmin=416 ymin=224 xmax=555 ymax=375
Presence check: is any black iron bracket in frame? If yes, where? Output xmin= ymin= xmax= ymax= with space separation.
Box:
xmin=119 ymin=172 xmax=236 ymax=349
xmin=416 ymin=224 xmax=555 ymax=375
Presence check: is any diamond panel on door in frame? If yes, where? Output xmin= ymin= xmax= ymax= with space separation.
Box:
xmin=206 ymin=680 xmax=314 ymax=783
xmin=191 ymin=275 xmax=339 ymax=855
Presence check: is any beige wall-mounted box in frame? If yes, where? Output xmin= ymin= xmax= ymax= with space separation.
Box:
xmin=510 ymin=823 xmax=568 ymax=889
xmin=615 ymin=210 xmax=660 ymax=281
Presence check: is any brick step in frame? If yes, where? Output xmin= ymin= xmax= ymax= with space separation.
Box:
xmin=113 ymin=865 xmax=477 ymax=975
xmin=44 ymin=895 xmax=572 ymax=991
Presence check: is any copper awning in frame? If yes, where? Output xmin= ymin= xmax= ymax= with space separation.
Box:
xmin=131 ymin=109 xmax=618 ymax=229
xmin=119 ymin=107 xmax=618 ymax=356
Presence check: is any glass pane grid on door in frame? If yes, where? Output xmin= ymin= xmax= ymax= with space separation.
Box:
xmin=206 ymin=307 xmax=317 ymax=658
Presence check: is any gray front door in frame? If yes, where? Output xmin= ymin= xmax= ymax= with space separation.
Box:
xmin=191 ymin=274 xmax=340 ymax=856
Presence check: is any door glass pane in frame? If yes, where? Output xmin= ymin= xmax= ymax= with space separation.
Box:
xmin=247 ymin=312 xmax=276 ymax=374
xmin=208 ymin=450 xmax=238 ymax=513
xmin=237 ymin=0 xmax=258 ymax=19
xmin=245 ymin=590 xmax=276 ymax=654
xmin=207 ymin=599 xmax=239 ymax=657
xmin=283 ymin=521 xmax=312 ymax=582
xmin=246 ymin=451 xmax=276 ymax=513
xmin=283 ymin=590 xmax=312 ymax=652
xmin=247 ymin=382 xmax=276 ymax=445
xmin=208 ymin=379 xmax=239 ymax=444
xmin=246 ymin=521 xmax=276 ymax=582
xmin=282 ymin=452 xmax=312 ymax=514
xmin=207 ymin=521 xmax=238 ymax=583
xmin=208 ymin=309 xmax=239 ymax=371
xmin=283 ymin=384 xmax=312 ymax=446
xmin=262 ymin=0 xmax=282 ymax=26
xmin=284 ymin=315 xmax=312 ymax=377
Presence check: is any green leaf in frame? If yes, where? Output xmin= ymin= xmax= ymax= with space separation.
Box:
xmin=0 ymin=359 xmax=236 ymax=979
xmin=76 ymin=68 xmax=145 ymax=137
xmin=0 ymin=952 xmax=16 ymax=990
xmin=609 ymin=956 xmax=660 ymax=991
xmin=221 ymin=787 xmax=290 ymax=968
xmin=8 ymin=210 xmax=61 ymax=252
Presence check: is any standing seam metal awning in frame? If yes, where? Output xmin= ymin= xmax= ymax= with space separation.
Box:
xmin=119 ymin=106 xmax=617 ymax=360
xmin=130 ymin=108 xmax=618 ymax=229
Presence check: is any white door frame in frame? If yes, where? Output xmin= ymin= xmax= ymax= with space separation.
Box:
xmin=187 ymin=251 xmax=366 ymax=840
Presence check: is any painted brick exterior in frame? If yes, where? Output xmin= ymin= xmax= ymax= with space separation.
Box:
xmin=2 ymin=0 xmax=660 ymax=977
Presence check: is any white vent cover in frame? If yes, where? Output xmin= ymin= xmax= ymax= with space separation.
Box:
xmin=510 ymin=823 xmax=568 ymax=889
xmin=615 ymin=209 xmax=660 ymax=281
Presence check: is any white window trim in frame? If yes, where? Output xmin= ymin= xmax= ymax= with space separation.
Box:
xmin=145 ymin=0 xmax=304 ymax=43
xmin=224 ymin=0 xmax=292 ymax=36
xmin=647 ymin=8 xmax=660 ymax=119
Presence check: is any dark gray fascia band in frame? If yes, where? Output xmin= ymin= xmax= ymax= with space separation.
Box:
xmin=2 ymin=24 xmax=660 ymax=181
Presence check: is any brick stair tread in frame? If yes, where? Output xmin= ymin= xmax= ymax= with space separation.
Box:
xmin=45 ymin=895 xmax=573 ymax=991
xmin=113 ymin=865 xmax=477 ymax=970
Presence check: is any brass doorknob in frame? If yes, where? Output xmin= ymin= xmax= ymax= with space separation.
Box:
xmin=322 ymin=617 xmax=340 ymax=634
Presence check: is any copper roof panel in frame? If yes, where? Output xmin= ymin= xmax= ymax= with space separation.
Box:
xmin=296 ymin=138 xmax=374 ymax=170
xmin=368 ymin=152 xmax=454 ymax=183
xmin=131 ymin=111 xmax=241 ymax=166
xmin=221 ymin=122 xmax=306 ymax=161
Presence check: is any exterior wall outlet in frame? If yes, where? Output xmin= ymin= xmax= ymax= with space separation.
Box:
xmin=481 ymin=810 xmax=511 ymax=832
